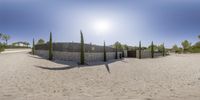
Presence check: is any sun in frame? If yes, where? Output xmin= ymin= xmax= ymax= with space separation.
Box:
xmin=93 ymin=19 xmax=111 ymax=34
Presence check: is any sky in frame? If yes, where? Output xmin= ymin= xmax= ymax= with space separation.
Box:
xmin=0 ymin=0 xmax=200 ymax=48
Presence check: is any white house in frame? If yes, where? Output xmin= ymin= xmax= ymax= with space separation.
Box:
xmin=13 ymin=42 xmax=29 ymax=47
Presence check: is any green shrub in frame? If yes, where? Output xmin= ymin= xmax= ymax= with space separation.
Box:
xmin=37 ymin=39 xmax=45 ymax=45
xmin=113 ymin=41 xmax=122 ymax=59
xmin=0 ymin=48 xmax=4 ymax=52
xmin=177 ymin=48 xmax=183 ymax=54
xmin=0 ymin=45 xmax=5 ymax=52
xmin=188 ymin=41 xmax=200 ymax=53
xmin=0 ymin=42 xmax=5 ymax=52
xmin=189 ymin=46 xmax=200 ymax=53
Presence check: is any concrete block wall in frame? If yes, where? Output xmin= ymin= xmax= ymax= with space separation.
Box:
xmin=136 ymin=50 xmax=162 ymax=58
xmin=35 ymin=50 xmax=48 ymax=58
xmin=35 ymin=42 xmax=117 ymax=52
xmin=123 ymin=50 xmax=128 ymax=57
xmin=154 ymin=52 xmax=163 ymax=57
xmin=54 ymin=51 xmax=80 ymax=62
xmin=35 ymin=50 xmax=122 ymax=62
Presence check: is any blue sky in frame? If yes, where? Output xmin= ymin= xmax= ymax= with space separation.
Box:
xmin=0 ymin=0 xmax=200 ymax=48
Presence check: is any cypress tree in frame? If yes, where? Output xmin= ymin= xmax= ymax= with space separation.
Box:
xmin=151 ymin=41 xmax=154 ymax=58
xmin=139 ymin=41 xmax=142 ymax=59
xmin=115 ymin=43 xmax=118 ymax=59
xmin=49 ymin=32 xmax=53 ymax=60
xmin=32 ymin=38 xmax=35 ymax=55
xmin=163 ymin=43 xmax=165 ymax=56
xmin=80 ymin=30 xmax=85 ymax=65
xmin=103 ymin=41 xmax=107 ymax=62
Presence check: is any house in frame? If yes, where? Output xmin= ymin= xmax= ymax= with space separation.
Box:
xmin=13 ymin=42 xmax=29 ymax=47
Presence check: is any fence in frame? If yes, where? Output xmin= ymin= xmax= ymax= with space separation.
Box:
xmin=35 ymin=42 xmax=117 ymax=52
xmin=136 ymin=50 xmax=163 ymax=58
xmin=35 ymin=42 xmax=122 ymax=62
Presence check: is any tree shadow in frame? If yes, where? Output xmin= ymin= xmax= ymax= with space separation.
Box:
xmin=120 ymin=60 xmax=128 ymax=63
xmin=29 ymin=55 xmax=44 ymax=59
xmin=34 ymin=65 xmax=76 ymax=70
xmin=83 ymin=58 xmax=124 ymax=66
xmin=31 ymin=54 xmax=123 ymax=73
xmin=105 ymin=63 xmax=110 ymax=73
xmin=34 ymin=63 xmax=112 ymax=73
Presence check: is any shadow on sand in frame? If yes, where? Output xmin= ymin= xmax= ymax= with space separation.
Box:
xmin=29 ymin=55 xmax=44 ymax=59
xmin=105 ymin=63 xmax=110 ymax=73
xmin=31 ymin=54 xmax=125 ymax=73
xmin=35 ymin=65 xmax=76 ymax=70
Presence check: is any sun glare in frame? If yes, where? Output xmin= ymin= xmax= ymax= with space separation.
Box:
xmin=93 ymin=20 xmax=111 ymax=34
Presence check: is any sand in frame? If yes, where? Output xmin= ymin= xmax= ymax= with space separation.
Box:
xmin=1 ymin=49 xmax=31 ymax=54
xmin=0 ymin=51 xmax=200 ymax=100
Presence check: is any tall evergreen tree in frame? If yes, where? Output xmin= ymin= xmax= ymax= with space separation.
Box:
xmin=162 ymin=43 xmax=165 ymax=56
xmin=103 ymin=41 xmax=107 ymax=62
xmin=139 ymin=41 xmax=142 ymax=59
xmin=32 ymin=38 xmax=35 ymax=55
xmin=115 ymin=43 xmax=118 ymax=59
xmin=80 ymin=30 xmax=85 ymax=65
xmin=151 ymin=41 xmax=154 ymax=58
xmin=49 ymin=32 xmax=53 ymax=60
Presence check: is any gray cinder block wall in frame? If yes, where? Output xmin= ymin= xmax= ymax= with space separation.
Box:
xmin=123 ymin=50 xmax=128 ymax=57
xmin=35 ymin=50 xmax=122 ymax=62
xmin=136 ymin=50 xmax=162 ymax=58
xmin=35 ymin=42 xmax=122 ymax=62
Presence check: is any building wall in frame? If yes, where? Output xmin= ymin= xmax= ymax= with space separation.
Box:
xmin=19 ymin=43 xmax=25 ymax=47
xmin=14 ymin=43 xmax=26 ymax=47
xmin=35 ymin=50 xmax=122 ymax=62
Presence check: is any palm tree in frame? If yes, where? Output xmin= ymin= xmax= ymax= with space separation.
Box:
xmin=2 ymin=34 xmax=10 ymax=45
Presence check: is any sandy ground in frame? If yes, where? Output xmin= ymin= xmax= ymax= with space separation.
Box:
xmin=1 ymin=49 xmax=31 ymax=54
xmin=0 ymin=52 xmax=200 ymax=100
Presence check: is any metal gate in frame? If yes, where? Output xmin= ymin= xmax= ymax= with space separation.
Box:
xmin=127 ymin=50 xmax=136 ymax=57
